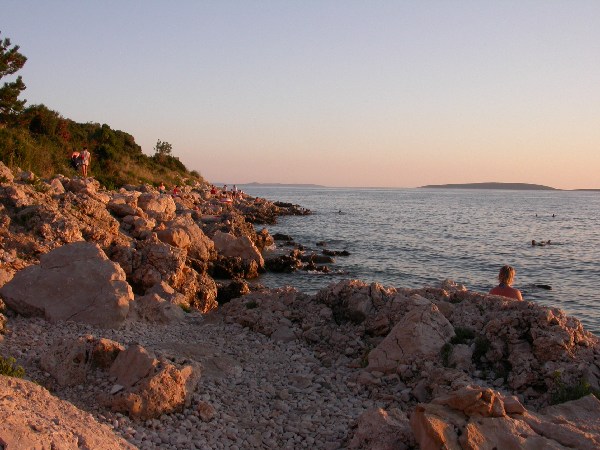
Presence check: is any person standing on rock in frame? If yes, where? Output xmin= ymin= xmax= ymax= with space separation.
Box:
xmin=70 ymin=149 xmax=81 ymax=171
xmin=489 ymin=265 xmax=523 ymax=301
xmin=80 ymin=147 xmax=91 ymax=177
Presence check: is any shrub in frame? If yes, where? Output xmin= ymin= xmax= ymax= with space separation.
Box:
xmin=551 ymin=372 xmax=600 ymax=404
xmin=245 ymin=300 xmax=258 ymax=309
xmin=1 ymin=107 xmax=205 ymax=190
xmin=441 ymin=343 xmax=453 ymax=367
xmin=0 ymin=356 xmax=26 ymax=378
xmin=450 ymin=327 xmax=475 ymax=345
xmin=472 ymin=336 xmax=491 ymax=362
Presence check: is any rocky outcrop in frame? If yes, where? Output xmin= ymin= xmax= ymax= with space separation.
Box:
xmin=129 ymin=292 xmax=186 ymax=323
xmin=316 ymin=279 xmax=397 ymax=324
xmin=0 ymin=166 xmax=309 ymax=319
xmin=216 ymin=279 xmax=251 ymax=304
xmin=156 ymin=214 xmax=215 ymax=262
xmin=221 ymin=279 xmax=600 ymax=411
xmin=107 ymin=191 xmax=142 ymax=217
xmin=367 ymin=296 xmax=455 ymax=373
xmin=0 ymin=376 xmax=136 ymax=449
xmin=211 ymin=255 xmax=260 ymax=280
xmin=0 ymin=241 xmax=133 ymax=328
xmin=130 ymin=235 xmax=187 ymax=290
xmin=212 ymin=230 xmax=265 ymax=268
xmin=410 ymin=385 xmax=600 ymax=450
xmin=136 ymin=192 xmax=176 ymax=221
xmin=106 ymin=344 xmax=200 ymax=420
xmin=40 ymin=335 xmax=124 ymax=386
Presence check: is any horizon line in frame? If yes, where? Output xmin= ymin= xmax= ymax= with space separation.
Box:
xmin=210 ymin=181 xmax=600 ymax=191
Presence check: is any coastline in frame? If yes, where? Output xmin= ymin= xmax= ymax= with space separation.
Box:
xmin=1 ymin=162 xmax=599 ymax=448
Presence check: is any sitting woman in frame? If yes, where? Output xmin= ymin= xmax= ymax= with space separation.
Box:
xmin=489 ymin=265 xmax=523 ymax=301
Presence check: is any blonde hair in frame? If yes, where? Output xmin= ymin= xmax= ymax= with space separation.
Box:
xmin=498 ymin=265 xmax=516 ymax=285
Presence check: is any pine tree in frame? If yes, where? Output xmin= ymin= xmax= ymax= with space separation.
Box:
xmin=0 ymin=31 xmax=27 ymax=125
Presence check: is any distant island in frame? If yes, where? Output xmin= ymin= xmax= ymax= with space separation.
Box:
xmin=419 ymin=182 xmax=557 ymax=191
xmin=236 ymin=182 xmax=326 ymax=188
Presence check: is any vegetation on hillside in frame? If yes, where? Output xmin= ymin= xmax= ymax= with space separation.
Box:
xmin=0 ymin=31 xmax=204 ymax=189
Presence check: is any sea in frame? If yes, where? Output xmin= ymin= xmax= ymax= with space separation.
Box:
xmin=241 ymin=186 xmax=600 ymax=336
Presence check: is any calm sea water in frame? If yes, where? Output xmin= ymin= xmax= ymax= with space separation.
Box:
xmin=242 ymin=186 xmax=600 ymax=335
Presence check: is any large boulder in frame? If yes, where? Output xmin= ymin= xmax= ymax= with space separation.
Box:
xmin=64 ymin=177 xmax=101 ymax=195
xmin=0 ymin=241 xmax=133 ymax=328
xmin=156 ymin=214 xmax=215 ymax=261
xmin=107 ymin=192 xmax=142 ymax=217
xmin=184 ymin=269 xmax=219 ymax=313
xmin=0 ymin=376 xmax=136 ymax=449
xmin=107 ymin=344 xmax=200 ymax=420
xmin=367 ymin=296 xmax=454 ymax=373
xmin=131 ymin=236 xmax=187 ymax=290
xmin=137 ymin=192 xmax=176 ymax=221
xmin=212 ymin=231 xmax=264 ymax=268
xmin=109 ymin=344 xmax=158 ymax=388
xmin=316 ymin=279 xmax=397 ymax=324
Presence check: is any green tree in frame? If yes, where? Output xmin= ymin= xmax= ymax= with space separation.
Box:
xmin=154 ymin=139 xmax=172 ymax=157
xmin=0 ymin=31 xmax=27 ymax=125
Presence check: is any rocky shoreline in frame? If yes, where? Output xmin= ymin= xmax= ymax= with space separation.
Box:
xmin=0 ymin=162 xmax=599 ymax=449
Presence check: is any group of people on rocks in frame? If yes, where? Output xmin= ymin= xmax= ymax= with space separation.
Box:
xmin=70 ymin=147 xmax=91 ymax=177
xmin=157 ymin=182 xmax=181 ymax=197
xmin=209 ymin=184 xmax=244 ymax=201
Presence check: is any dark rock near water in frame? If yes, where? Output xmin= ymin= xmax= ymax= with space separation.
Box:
xmin=273 ymin=233 xmax=293 ymax=241
xmin=303 ymin=261 xmax=331 ymax=273
xmin=210 ymin=255 xmax=260 ymax=280
xmin=300 ymin=253 xmax=335 ymax=264
xmin=265 ymin=254 xmax=303 ymax=273
xmin=323 ymin=249 xmax=350 ymax=257
xmin=216 ymin=279 xmax=251 ymax=304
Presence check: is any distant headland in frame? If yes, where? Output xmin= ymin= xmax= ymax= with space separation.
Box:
xmin=236 ymin=182 xmax=326 ymax=188
xmin=419 ymin=182 xmax=557 ymax=191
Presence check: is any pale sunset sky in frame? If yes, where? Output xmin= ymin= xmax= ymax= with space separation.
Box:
xmin=4 ymin=1 xmax=600 ymax=189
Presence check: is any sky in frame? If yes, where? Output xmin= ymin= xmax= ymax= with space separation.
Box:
xmin=3 ymin=1 xmax=600 ymax=189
